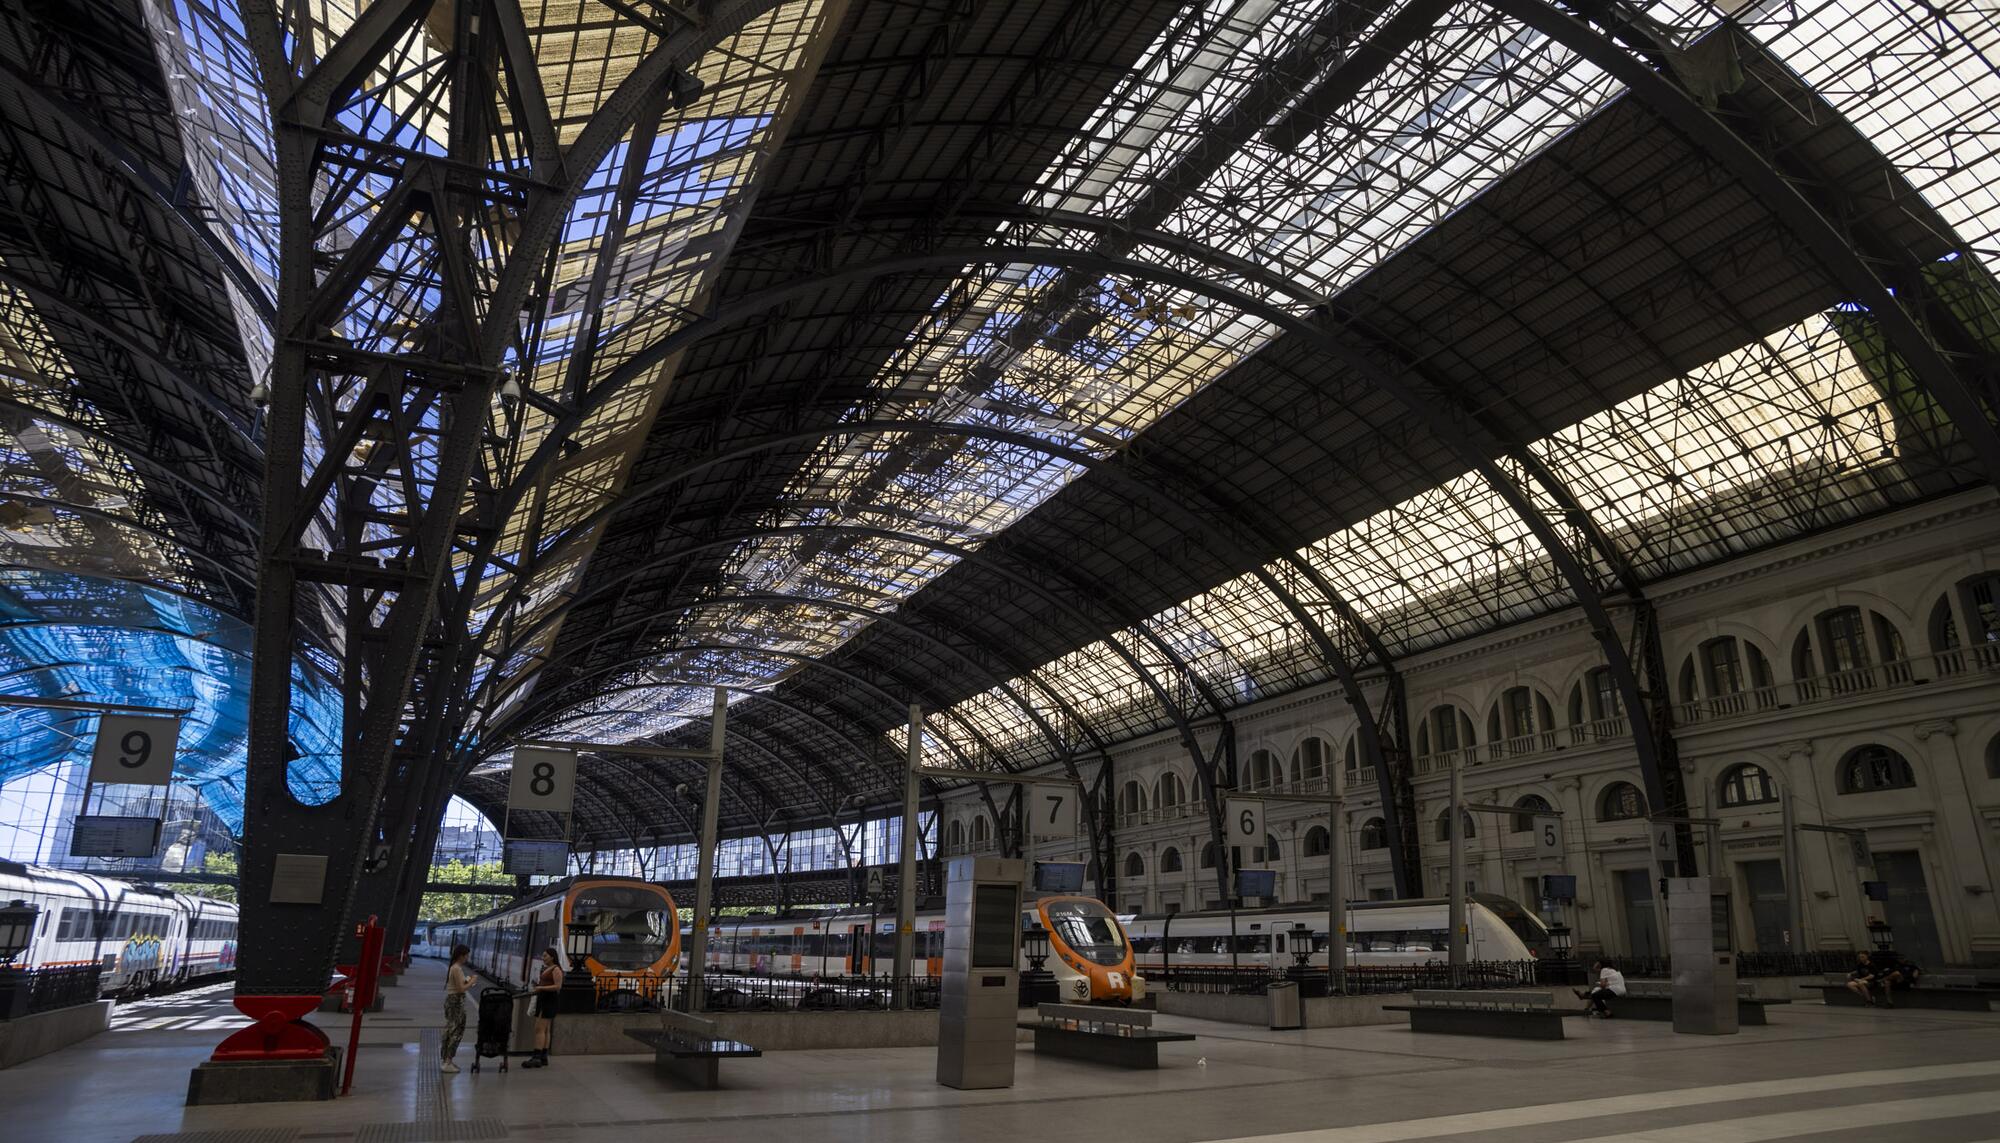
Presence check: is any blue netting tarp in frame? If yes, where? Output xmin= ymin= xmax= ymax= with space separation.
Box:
xmin=0 ymin=569 xmax=342 ymax=829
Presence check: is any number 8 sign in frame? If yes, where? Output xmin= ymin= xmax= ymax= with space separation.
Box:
xmin=508 ymin=746 xmax=577 ymax=814
xmin=89 ymin=714 xmax=181 ymax=787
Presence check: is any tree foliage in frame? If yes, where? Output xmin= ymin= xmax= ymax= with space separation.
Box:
xmin=420 ymin=860 xmax=511 ymax=921
xmin=166 ymin=851 xmax=237 ymax=904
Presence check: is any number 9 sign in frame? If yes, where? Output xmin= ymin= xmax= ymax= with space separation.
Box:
xmin=89 ymin=714 xmax=181 ymax=787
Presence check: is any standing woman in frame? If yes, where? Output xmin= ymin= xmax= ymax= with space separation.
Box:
xmin=440 ymin=945 xmax=477 ymax=1073
xmin=524 ymin=947 xmax=561 ymax=1068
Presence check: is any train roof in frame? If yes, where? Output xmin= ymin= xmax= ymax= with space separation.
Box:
xmin=0 ymin=858 xmax=235 ymax=908
xmin=1125 ymin=893 xmax=1536 ymax=923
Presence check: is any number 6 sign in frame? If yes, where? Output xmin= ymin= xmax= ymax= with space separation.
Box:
xmin=508 ymin=746 xmax=577 ymax=814
xmin=1225 ymin=797 xmax=1265 ymax=857
xmin=89 ymin=714 xmax=181 ymax=786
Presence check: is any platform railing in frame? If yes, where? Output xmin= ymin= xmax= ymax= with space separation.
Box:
xmin=1 ymin=964 xmax=103 ymax=1018
xmin=659 ymin=971 xmax=943 ymax=1013
xmin=1599 ymin=951 xmax=1855 ymax=978
xmin=1153 ymin=960 xmax=1540 ymax=996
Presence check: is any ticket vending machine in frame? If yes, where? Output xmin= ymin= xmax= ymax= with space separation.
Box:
xmin=938 ymin=856 xmax=1025 ymax=1089
xmin=1666 ymin=875 xmax=1738 ymax=1035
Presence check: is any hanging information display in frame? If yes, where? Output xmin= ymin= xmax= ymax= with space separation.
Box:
xmin=504 ymin=839 xmax=569 ymax=876
xmin=88 ymin=714 xmax=181 ymax=787
xmin=68 ymin=815 xmax=161 ymax=858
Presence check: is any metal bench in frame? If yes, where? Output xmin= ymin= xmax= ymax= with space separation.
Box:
xmin=1017 ymin=1002 xmax=1196 ymax=1069
xmin=1610 ymin=981 xmax=1785 ymax=1025
xmin=1808 ymin=977 xmax=1995 ymax=1012
xmin=1381 ymin=990 xmax=1578 ymax=1040
xmin=623 ymin=1010 xmax=762 ymax=1089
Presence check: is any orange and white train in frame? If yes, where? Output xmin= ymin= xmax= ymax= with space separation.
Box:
xmin=452 ymin=876 xmax=681 ymax=994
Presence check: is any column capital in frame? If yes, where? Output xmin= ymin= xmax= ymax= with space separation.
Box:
xmin=1773 ymin=740 xmax=1814 ymax=760
xmin=1913 ymin=717 xmax=1958 ymax=741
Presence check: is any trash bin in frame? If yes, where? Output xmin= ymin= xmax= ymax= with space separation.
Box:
xmin=1267 ymin=980 xmax=1302 ymax=1030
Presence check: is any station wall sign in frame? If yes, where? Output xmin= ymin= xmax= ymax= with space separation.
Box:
xmin=1225 ymin=797 xmax=1265 ymax=861
xmin=507 ymin=746 xmax=577 ymax=814
xmin=1029 ymin=783 xmax=1078 ymax=841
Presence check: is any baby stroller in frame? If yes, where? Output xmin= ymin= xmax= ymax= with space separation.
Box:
xmin=470 ymin=986 xmax=517 ymax=1073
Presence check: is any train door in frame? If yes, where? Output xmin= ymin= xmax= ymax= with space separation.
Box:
xmin=847 ymin=923 xmax=869 ymax=974
xmin=791 ymin=926 xmax=805 ymax=974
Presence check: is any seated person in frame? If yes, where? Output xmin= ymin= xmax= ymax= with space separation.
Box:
xmin=1872 ymin=952 xmax=1921 ymax=1005
xmin=1844 ymin=952 xmax=1879 ymax=1004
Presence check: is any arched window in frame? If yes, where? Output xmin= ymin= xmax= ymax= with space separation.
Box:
xmin=946 ymin=820 xmax=965 ymax=850
xmin=1586 ymin=667 xmax=1622 ymax=721
xmin=1199 ymin=841 xmax=1218 ymax=869
xmin=1718 ymin=763 xmax=1778 ymax=807
xmin=1160 ymin=847 xmax=1183 ymax=873
xmin=1838 ymin=745 xmax=1917 ymax=794
xmin=1124 ymin=851 xmax=1146 ymax=878
xmin=971 ymin=815 xmax=992 ymax=844
xmin=1303 ymin=825 xmax=1330 ymax=857
xmin=1293 ymin=737 xmax=1327 ymax=784
xmin=1489 ymin=686 xmax=1545 ymax=742
xmin=1511 ymin=794 xmax=1553 ymax=833
xmin=1435 ymin=809 xmax=1475 ymax=842
xmin=1155 ymin=771 xmax=1186 ymax=809
xmin=1262 ymin=833 xmax=1281 ymax=863
xmin=1796 ymin=607 xmax=1904 ymax=684
xmin=1418 ymin=704 xmax=1474 ymax=755
xmin=1693 ymin=637 xmax=1772 ymax=700
xmin=1118 ymin=780 xmax=1147 ymax=818
xmin=1360 ymin=818 xmax=1388 ymax=850
xmin=1247 ymin=749 xmax=1281 ymax=790
xmin=1345 ymin=737 xmax=1359 ymax=773
xmin=1598 ymin=782 xmax=1645 ymax=821
xmin=1939 ymin=574 xmax=2000 ymax=672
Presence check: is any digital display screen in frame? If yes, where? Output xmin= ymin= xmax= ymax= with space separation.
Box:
xmin=69 ymin=815 xmax=160 ymax=858
xmin=1034 ymin=862 xmax=1085 ymax=893
xmin=504 ymin=840 xmax=568 ymax=876
xmin=1237 ymin=869 xmax=1277 ymax=898
xmin=1710 ymin=895 xmax=1732 ymax=952
xmin=1541 ymin=874 xmax=1577 ymax=902
xmin=972 ymin=883 xmax=1019 ymax=968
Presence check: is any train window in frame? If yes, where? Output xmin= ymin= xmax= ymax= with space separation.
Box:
xmin=1232 ymin=934 xmax=1271 ymax=954
xmin=1043 ymin=899 xmax=1127 ymax=966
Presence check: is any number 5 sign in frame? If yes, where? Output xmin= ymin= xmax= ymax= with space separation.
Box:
xmin=1030 ymin=784 xmax=1078 ymax=841
xmin=1225 ymin=797 xmax=1265 ymax=857
xmin=508 ymin=746 xmax=577 ymax=814
xmin=89 ymin=714 xmax=180 ymax=786
xmin=1532 ymin=814 xmax=1564 ymax=861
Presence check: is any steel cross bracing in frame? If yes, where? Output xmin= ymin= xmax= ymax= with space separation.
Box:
xmin=218 ymin=0 xmax=800 ymax=1031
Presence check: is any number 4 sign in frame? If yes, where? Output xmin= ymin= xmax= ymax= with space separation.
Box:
xmin=508 ymin=746 xmax=578 ymax=814
xmin=88 ymin=714 xmax=181 ymax=787
xmin=1030 ymin=784 xmax=1078 ymax=841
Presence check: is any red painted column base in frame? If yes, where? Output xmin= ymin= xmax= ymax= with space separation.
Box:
xmin=211 ymin=996 xmax=330 ymax=1061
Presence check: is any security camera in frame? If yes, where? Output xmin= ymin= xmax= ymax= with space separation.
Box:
xmin=676 ymin=783 xmax=692 ymax=800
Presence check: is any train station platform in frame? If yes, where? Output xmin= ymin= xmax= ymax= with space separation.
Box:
xmin=4 ymin=958 xmax=1997 ymax=1143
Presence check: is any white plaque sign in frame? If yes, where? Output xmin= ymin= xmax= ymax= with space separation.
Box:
xmin=1225 ymin=797 xmax=1266 ymax=859
xmin=1029 ymin=784 xmax=1078 ymax=841
xmin=507 ymin=746 xmax=577 ymax=814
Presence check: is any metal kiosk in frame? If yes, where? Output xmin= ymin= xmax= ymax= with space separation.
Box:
xmin=938 ymin=856 xmax=1024 ymax=1089
xmin=1667 ymin=875 xmax=1738 ymax=1035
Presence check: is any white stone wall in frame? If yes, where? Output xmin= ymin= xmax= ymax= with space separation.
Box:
xmin=934 ymin=489 xmax=2000 ymax=965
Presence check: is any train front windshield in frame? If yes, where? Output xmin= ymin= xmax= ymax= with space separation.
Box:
xmin=1044 ymin=899 xmax=1129 ymax=966
xmin=571 ymin=887 xmax=671 ymax=970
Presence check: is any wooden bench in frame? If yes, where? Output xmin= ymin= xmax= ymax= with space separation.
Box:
xmin=1382 ymin=990 xmax=1580 ymax=1040
xmin=623 ymin=1010 xmax=761 ymax=1089
xmin=1808 ymin=974 xmax=1995 ymax=1012
xmin=1017 ymin=1002 xmax=1196 ymax=1069
xmin=1613 ymin=981 xmax=1786 ymax=1025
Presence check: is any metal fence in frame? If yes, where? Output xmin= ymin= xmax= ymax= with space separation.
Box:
xmin=636 ymin=972 xmax=943 ymax=1013
xmin=4 ymin=965 xmax=104 ymax=1018
xmin=1155 ymin=960 xmax=1541 ymax=997
xmin=1604 ymin=952 xmax=1855 ymax=979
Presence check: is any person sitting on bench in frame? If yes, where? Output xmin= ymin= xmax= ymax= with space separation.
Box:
xmin=1844 ymin=952 xmax=1881 ymax=1005
xmin=1871 ymin=951 xmax=1921 ymax=1007
xmin=1575 ymin=960 xmax=1626 ymax=1017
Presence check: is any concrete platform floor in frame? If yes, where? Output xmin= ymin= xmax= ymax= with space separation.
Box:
xmin=4 ymin=957 xmax=1997 ymax=1143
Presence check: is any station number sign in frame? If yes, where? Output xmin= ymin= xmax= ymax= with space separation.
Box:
xmin=1030 ymin=783 xmax=1078 ymax=841
xmin=508 ymin=746 xmax=578 ymax=814
xmin=1532 ymin=814 xmax=1563 ymax=860
xmin=88 ymin=713 xmax=181 ymax=787
xmin=1225 ymin=797 xmax=1265 ymax=859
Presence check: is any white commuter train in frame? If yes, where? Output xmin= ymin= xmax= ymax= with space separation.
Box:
xmin=1124 ymin=895 xmax=1549 ymax=975
xmin=0 ymin=859 xmax=239 ymax=994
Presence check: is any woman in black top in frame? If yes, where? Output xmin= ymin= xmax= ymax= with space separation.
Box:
xmin=524 ymin=947 xmax=561 ymax=1067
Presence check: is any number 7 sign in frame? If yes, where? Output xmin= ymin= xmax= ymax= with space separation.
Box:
xmin=1030 ymin=784 xmax=1077 ymax=841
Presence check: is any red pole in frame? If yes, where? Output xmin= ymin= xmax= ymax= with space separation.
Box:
xmin=341 ymin=916 xmax=385 ymax=1096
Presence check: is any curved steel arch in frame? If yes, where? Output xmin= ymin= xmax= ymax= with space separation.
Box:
xmin=1488 ymin=0 xmax=2000 ymax=487
xmin=474 ymin=239 xmax=1699 ymax=869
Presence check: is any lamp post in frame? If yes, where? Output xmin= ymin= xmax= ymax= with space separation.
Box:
xmin=1545 ymin=922 xmax=1579 ymax=986
xmin=0 ymin=899 xmax=40 ymax=1019
xmin=1866 ymin=918 xmax=1894 ymax=954
xmin=560 ymin=922 xmax=598 ymax=1014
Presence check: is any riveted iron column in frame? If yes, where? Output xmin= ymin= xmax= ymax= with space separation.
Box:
xmin=892 ymin=703 xmax=922 ymax=1008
